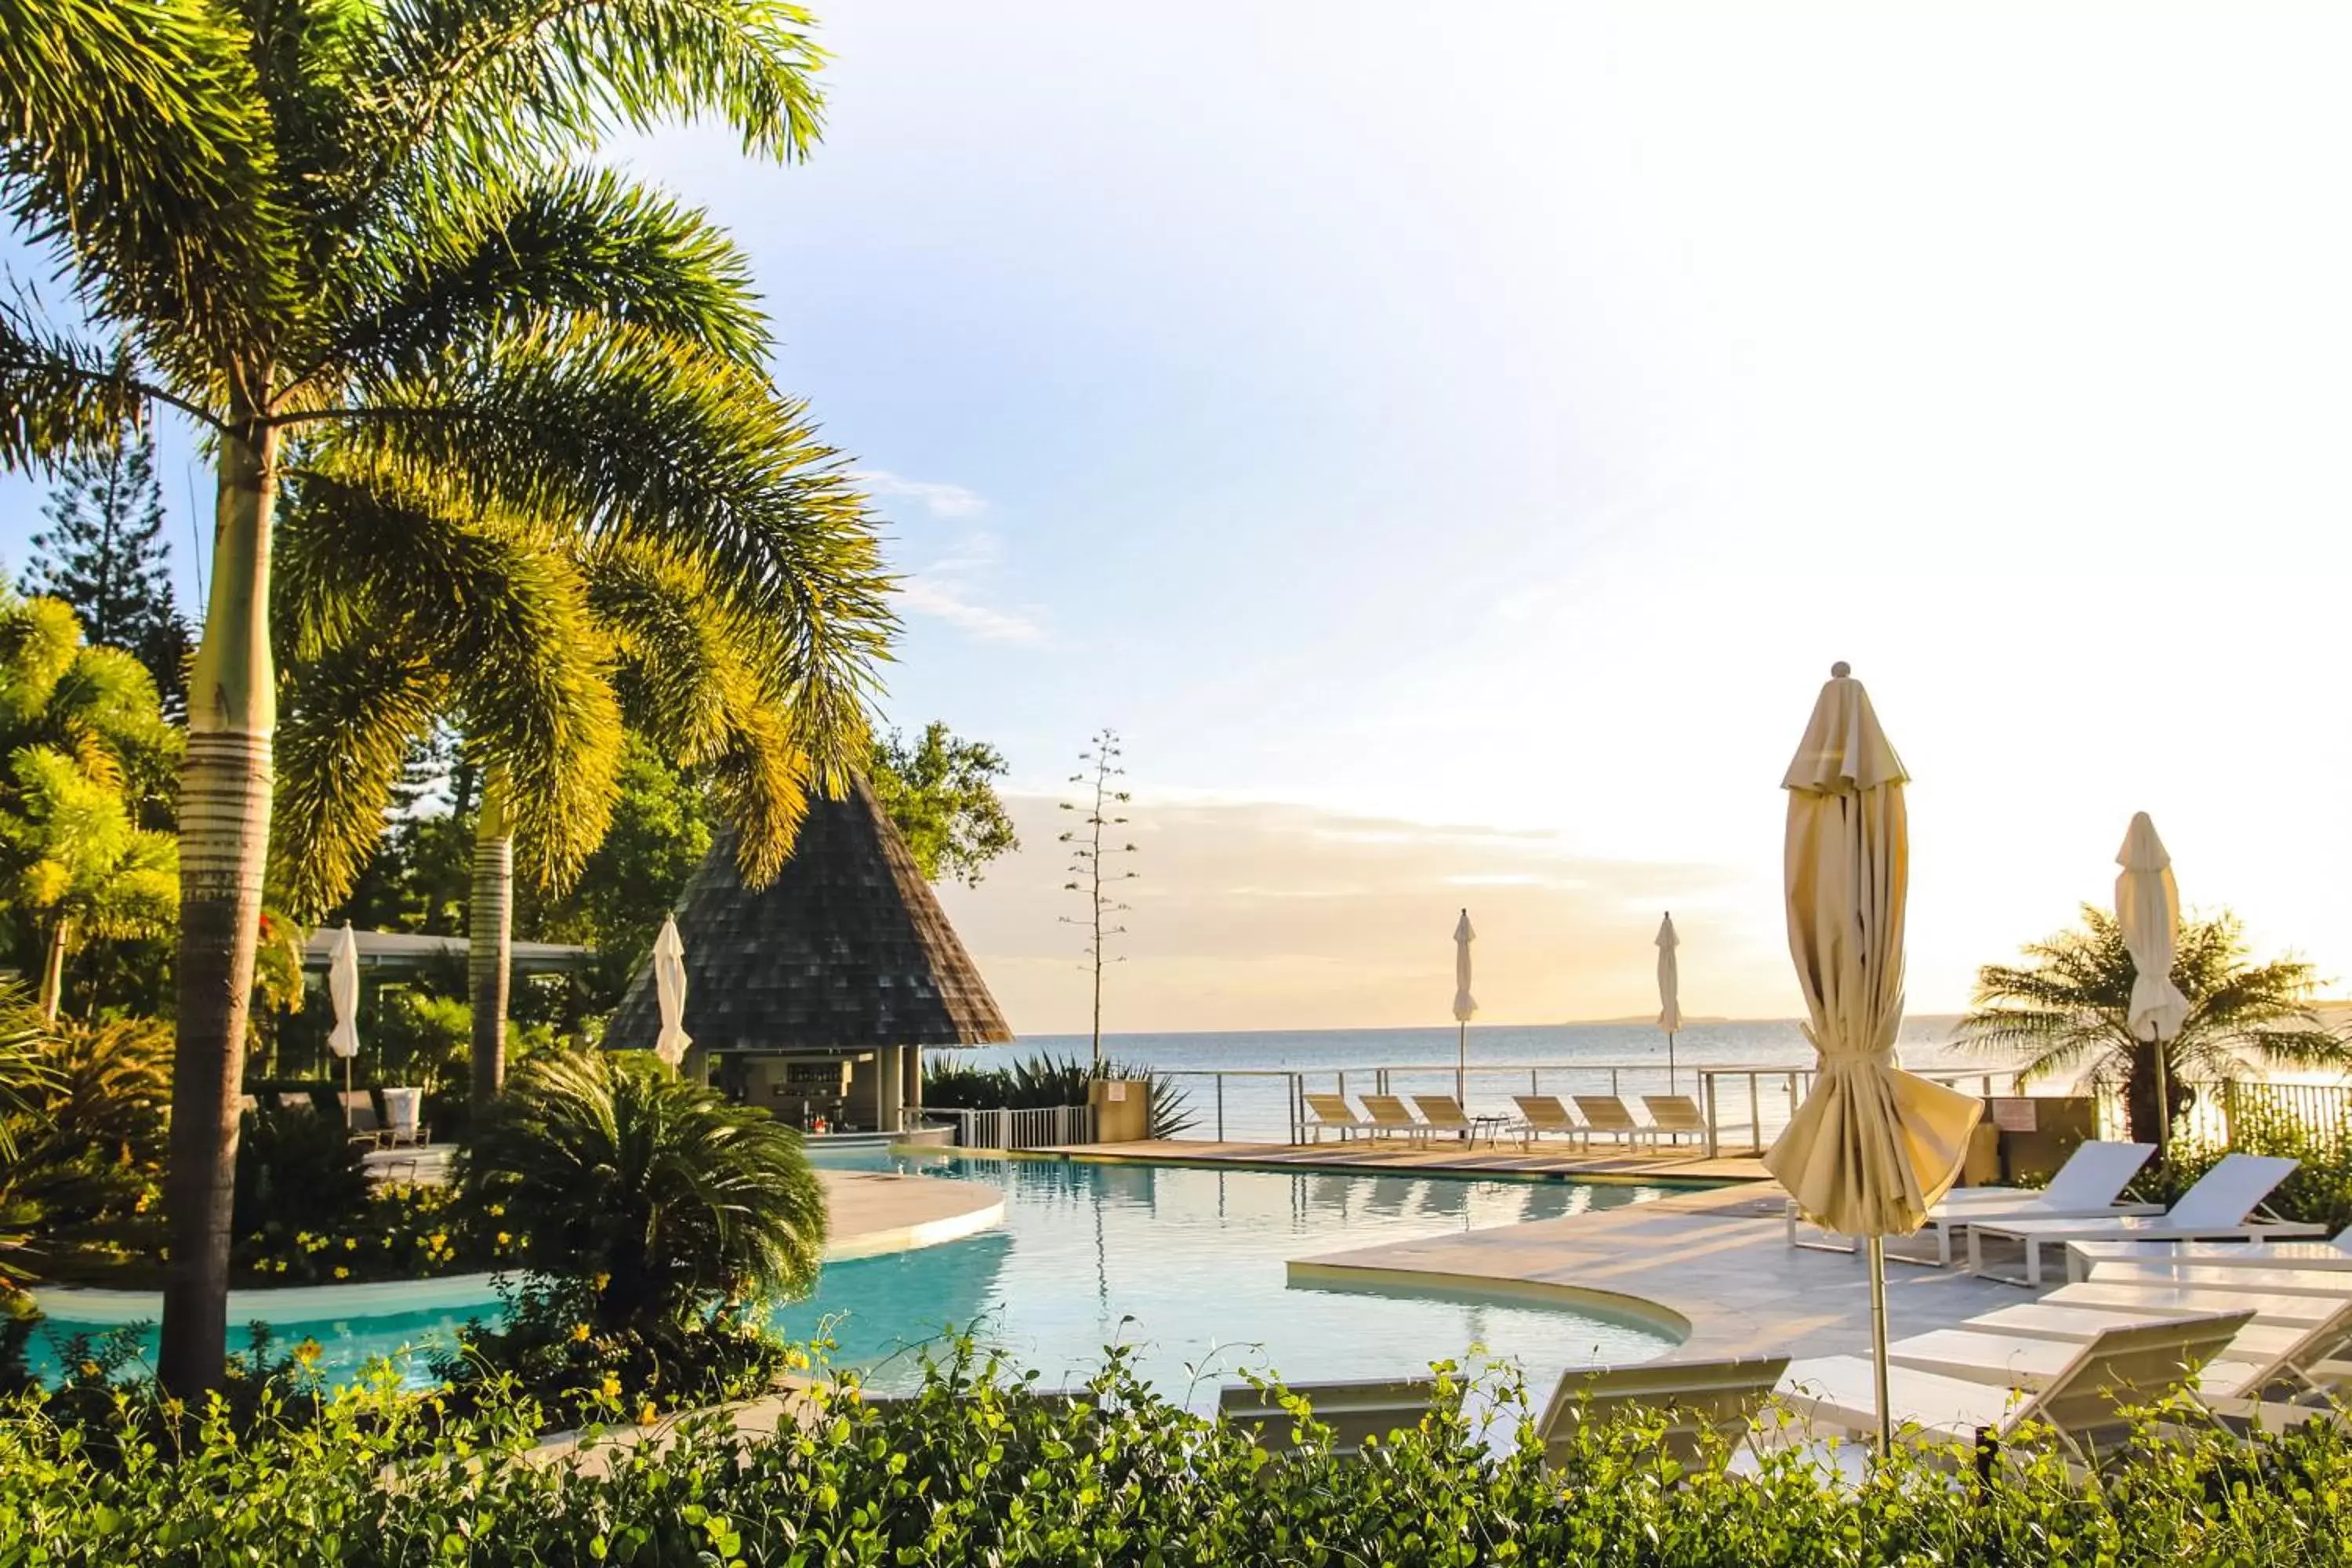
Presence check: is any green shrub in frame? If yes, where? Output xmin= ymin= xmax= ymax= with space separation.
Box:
xmin=0 ymin=1345 xmax=2350 ymax=1565
xmin=924 ymin=1050 xmax=1198 ymax=1138
xmin=233 ymin=1181 xmax=516 ymax=1284
xmin=460 ymin=1048 xmax=826 ymax=1333
xmin=231 ymin=1107 xmax=369 ymax=1241
xmin=2131 ymin=1097 xmax=2352 ymax=1232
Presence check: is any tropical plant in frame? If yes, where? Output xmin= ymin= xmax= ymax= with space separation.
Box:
xmin=869 ymin=721 xmax=1019 ymax=886
xmin=0 ymin=990 xmax=163 ymax=1287
xmin=1957 ymin=906 xmax=2349 ymax=1144
xmin=0 ymin=0 xmax=880 ymax=1392
xmin=1059 ymin=729 xmax=1138 ymax=1073
xmin=459 ymin=1048 xmax=826 ymax=1333
xmin=18 ymin=416 xmax=190 ymax=715
xmin=923 ymin=1049 xmax=1197 ymax=1139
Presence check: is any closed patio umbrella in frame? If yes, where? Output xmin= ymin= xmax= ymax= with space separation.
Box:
xmin=1452 ymin=909 xmax=1476 ymax=1105
xmin=653 ymin=913 xmax=692 ymax=1069
xmin=2116 ymin=812 xmax=2191 ymax=1155
xmin=1656 ymin=913 xmax=1682 ymax=1092
xmin=1763 ymin=663 xmax=1982 ymax=1455
xmin=327 ymin=923 xmax=361 ymax=1123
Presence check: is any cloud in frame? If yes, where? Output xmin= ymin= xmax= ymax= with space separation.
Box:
xmin=856 ymin=471 xmax=1048 ymax=644
xmin=853 ymin=469 xmax=989 ymax=521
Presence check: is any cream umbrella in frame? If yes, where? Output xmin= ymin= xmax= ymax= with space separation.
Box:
xmin=652 ymin=914 xmax=692 ymax=1070
xmin=1452 ymin=909 xmax=1477 ymax=1105
xmin=2116 ymin=812 xmax=2191 ymax=1156
xmin=327 ymin=923 xmax=362 ymax=1123
xmin=1763 ymin=662 xmax=1983 ymax=1456
xmin=1656 ymin=913 xmax=1682 ymax=1093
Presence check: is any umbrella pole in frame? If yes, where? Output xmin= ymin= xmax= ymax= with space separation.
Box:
xmin=343 ymin=1055 xmax=353 ymax=1128
xmin=1667 ymin=1031 xmax=1676 ymax=1095
xmin=2154 ymin=1031 xmax=2172 ymax=1161
xmin=1867 ymin=1235 xmax=1893 ymax=1458
xmin=1455 ymin=1022 xmax=1467 ymax=1122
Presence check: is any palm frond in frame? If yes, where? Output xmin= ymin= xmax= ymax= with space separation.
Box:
xmin=0 ymin=303 xmax=147 ymax=469
xmin=270 ymin=636 xmax=445 ymax=919
xmin=307 ymin=166 xmax=768 ymax=390
xmin=0 ymin=0 xmax=296 ymax=370
xmin=349 ymin=0 xmax=827 ymax=201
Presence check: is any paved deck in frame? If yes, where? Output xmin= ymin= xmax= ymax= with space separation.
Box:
xmin=1291 ymin=1182 xmax=2034 ymax=1364
xmin=820 ymin=1169 xmax=1004 ymax=1260
xmin=1037 ymin=1137 xmax=1772 ymax=1185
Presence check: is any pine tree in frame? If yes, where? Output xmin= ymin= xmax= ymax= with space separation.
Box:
xmin=20 ymin=425 xmax=191 ymax=717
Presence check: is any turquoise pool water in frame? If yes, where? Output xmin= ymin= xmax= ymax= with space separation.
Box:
xmin=33 ymin=1153 xmax=1680 ymax=1401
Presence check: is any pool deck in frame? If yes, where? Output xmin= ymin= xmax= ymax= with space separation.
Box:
xmin=1034 ymin=1137 xmax=1773 ymax=1185
xmin=1290 ymin=1181 xmax=2034 ymax=1364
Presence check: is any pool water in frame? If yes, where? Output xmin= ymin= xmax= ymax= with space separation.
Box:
xmin=34 ymin=1153 xmax=1682 ymax=1401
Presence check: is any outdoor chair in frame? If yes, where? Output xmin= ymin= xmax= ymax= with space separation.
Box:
xmin=1640 ymin=1095 xmax=1710 ymax=1148
xmin=1219 ymin=1377 xmax=1437 ymax=1456
xmin=1774 ymin=1312 xmax=2253 ymax=1465
xmin=383 ymin=1092 xmax=429 ymax=1148
xmin=1303 ymin=1093 xmax=1370 ymax=1143
xmin=1810 ymin=1140 xmax=2160 ymax=1263
xmin=1359 ymin=1094 xmax=1428 ymax=1142
xmin=1944 ymin=1291 xmax=2352 ymax=1412
xmin=1572 ymin=1096 xmax=1653 ymax=1149
xmin=1966 ymin=1154 xmax=2326 ymax=1284
xmin=2064 ymin=1221 xmax=2352 ymax=1280
xmin=2073 ymin=1256 xmax=2352 ymax=1296
xmin=340 ymin=1091 xmax=389 ymax=1148
xmin=1512 ymin=1094 xmax=1584 ymax=1149
xmin=272 ymin=1089 xmax=318 ymax=1116
xmin=1537 ymin=1355 xmax=1791 ymax=1470
xmin=1410 ymin=1094 xmax=1508 ymax=1146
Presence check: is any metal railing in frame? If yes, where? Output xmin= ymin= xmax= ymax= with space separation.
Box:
xmin=913 ymin=1103 xmax=1097 ymax=1151
xmin=1695 ymin=1065 xmax=2027 ymax=1157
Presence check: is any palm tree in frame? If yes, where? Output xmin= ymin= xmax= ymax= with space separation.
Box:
xmin=1955 ymin=907 xmax=2349 ymax=1145
xmin=0 ymin=0 xmax=880 ymax=1393
xmin=460 ymin=1047 xmax=826 ymax=1330
xmin=273 ymin=525 xmax=844 ymax=1111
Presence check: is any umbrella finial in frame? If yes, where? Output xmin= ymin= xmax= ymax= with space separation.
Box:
xmin=1831 ymin=660 xmax=1851 ymax=677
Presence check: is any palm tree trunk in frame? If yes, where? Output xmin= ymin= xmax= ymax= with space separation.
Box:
xmin=469 ymin=771 xmax=514 ymax=1115
xmin=159 ymin=419 xmax=279 ymax=1398
xmin=38 ymin=918 xmax=69 ymax=1022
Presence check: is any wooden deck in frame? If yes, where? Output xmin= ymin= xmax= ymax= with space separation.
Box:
xmin=1029 ymin=1137 xmax=1774 ymax=1186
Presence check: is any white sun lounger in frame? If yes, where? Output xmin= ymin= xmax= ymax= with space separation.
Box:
xmin=1966 ymin=1154 xmax=2325 ymax=1284
xmin=1787 ymin=1138 xmax=2161 ymax=1260
xmin=2064 ymin=1224 xmax=2352 ymax=1281
xmin=1777 ymin=1314 xmax=2252 ymax=1460
xmin=1538 ymin=1355 xmax=1791 ymax=1468
xmin=2075 ymin=1258 xmax=2352 ymax=1298
xmin=2034 ymin=1279 xmax=2342 ymax=1329
xmin=1220 ymin=1377 xmax=1436 ymax=1455
xmin=1358 ymin=1094 xmax=1428 ymax=1142
xmin=1512 ymin=1094 xmax=1585 ymax=1149
xmin=1302 ymin=1094 xmax=1371 ymax=1143
xmin=1640 ymin=1095 xmax=1710 ymax=1148
xmin=1573 ymin=1096 xmax=1653 ymax=1149
xmin=1412 ymin=1094 xmax=1508 ymax=1146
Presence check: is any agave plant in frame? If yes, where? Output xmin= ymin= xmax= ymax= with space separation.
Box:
xmin=461 ymin=1048 xmax=826 ymax=1330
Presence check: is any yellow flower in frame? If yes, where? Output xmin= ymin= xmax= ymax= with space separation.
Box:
xmin=345 ymin=1237 xmax=359 ymax=1251
xmin=332 ymin=1265 xmax=350 ymax=1279
xmin=572 ymin=1323 xmax=591 ymax=1343
xmin=496 ymin=1232 xmax=512 ymax=1247
xmin=637 ymin=1403 xmax=657 ymax=1426
xmin=487 ymin=1203 xmax=504 ymax=1218
xmin=78 ymin=1360 xmax=99 ymax=1378
xmin=295 ymin=1339 xmax=322 ymax=1364
xmin=593 ymin=1272 xmax=612 ymax=1294
xmin=599 ymin=1374 xmax=622 ymax=1399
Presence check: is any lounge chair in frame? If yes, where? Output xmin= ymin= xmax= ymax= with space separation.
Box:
xmin=2034 ymin=1279 xmax=2346 ymax=1330
xmin=1948 ymin=1294 xmax=2352 ymax=1410
xmin=1573 ymin=1096 xmax=1651 ymax=1149
xmin=1219 ymin=1377 xmax=1435 ymax=1456
xmin=1891 ymin=1142 xmax=2162 ymax=1264
xmin=2074 ymin=1258 xmax=2352 ymax=1297
xmin=1641 ymin=1095 xmax=1710 ymax=1149
xmin=1775 ymin=1313 xmax=2252 ymax=1461
xmin=2064 ymin=1222 xmax=2352 ymax=1281
xmin=272 ymin=1088 xmax=318 ymax=1116
xmin=1966 ymin=1154 xmax=2327 ymax=1284
xmin=1359 ymin=1094 xmax=1428 ymax=1142
xmin=1538 ymin=1355 xmax=1790 ymax=1469
xmin=340 ymin=1091 xmax=388 ymax=1147
xmin=1512 ymin=1094 xmax=1584 ymax=1149
xmin=1410 ymin=1094 xmax=1506 ymax=1146
xmin=1303 ymin=1093 xmax=1371 ymax=1143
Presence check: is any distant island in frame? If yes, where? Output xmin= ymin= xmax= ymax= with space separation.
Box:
xmin=1571 ymin=1014 xmax=1740 ymax=1027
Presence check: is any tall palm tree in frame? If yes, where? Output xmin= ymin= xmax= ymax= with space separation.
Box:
xmin=1956 ymin=906 xmax=2349 ymax=1144
xmin=0 ymin=0 xmax=878 ymax=1392
xmin=273 ymin=515 xmax=851 ymax=1110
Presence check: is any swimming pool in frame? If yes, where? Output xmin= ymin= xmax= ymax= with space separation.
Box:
xmin=32 ymin=1152 xmax=1682 ymax=1400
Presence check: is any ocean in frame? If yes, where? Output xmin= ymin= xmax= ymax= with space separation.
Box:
xmin=934 ymin=1018 xmax=2005 ymax=1144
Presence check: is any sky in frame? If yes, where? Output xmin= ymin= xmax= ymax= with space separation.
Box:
xmin=9 ymin=3 xmax=2352 ymax=1033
